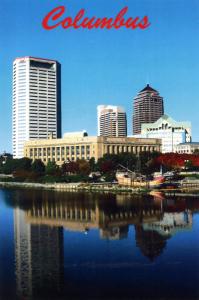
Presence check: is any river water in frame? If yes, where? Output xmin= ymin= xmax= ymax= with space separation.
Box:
xmin=0 ymin=188 xmax=198 ymax=300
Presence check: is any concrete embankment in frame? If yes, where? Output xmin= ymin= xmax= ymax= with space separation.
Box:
xmin=1 ymin=180 xmax=199 ymax=194
xmin=0 ymin=181 xmax=147 ymax=193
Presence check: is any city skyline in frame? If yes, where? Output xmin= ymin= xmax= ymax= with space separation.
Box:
xmin=0 ymin=0 xmax=199 ymax=153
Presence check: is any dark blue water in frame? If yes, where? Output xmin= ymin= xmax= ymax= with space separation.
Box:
xmin=0 ymin=188 xmax=199 ymax=300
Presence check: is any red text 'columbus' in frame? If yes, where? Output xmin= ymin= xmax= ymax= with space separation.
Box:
xmin=42 ymin=6 xmax=151 ymax=30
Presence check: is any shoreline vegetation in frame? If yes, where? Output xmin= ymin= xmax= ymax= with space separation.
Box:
xmin=1 ymin=152 xmax=199 ymax=194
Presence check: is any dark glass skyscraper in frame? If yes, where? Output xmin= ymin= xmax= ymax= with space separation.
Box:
xmin=132 ymin=84 xmax=164 ymax=135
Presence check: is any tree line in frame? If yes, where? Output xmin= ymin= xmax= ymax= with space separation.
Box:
xmin=0 ymin=151 xmax=199 ymax=183
xmin=0 ymin=152 xmax=160 ymax=183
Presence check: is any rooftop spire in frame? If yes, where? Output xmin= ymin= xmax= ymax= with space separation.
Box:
xmin=140 ymin=84 xmax=157 ymax=93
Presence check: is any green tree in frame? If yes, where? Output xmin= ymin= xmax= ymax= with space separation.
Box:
xmin=45 ymin=161 xmax=59 ymax=176
xmin=193 ymin=149 xmax=199 ymax=155
xmin=138 ymin=151 xmax=160 ymax=174
xmin=89 ymin=157 xmax=96 ymax=172
xmin=0 ymin=157 xmax=17 ymax=174
xmin=117 ymin=153 xmax=137 ymax=171
xmin=16 ymin=157 xmax=32 ymax=171
xmin=31 ymin=159 xmax=45 ymax=176
xmin=97 ymin=153 xmax=137 ymax=174
xmin=0 ymin=157 xmax=32 ymax=174
xmin=184 ymin=159 xmax=193 ymax=170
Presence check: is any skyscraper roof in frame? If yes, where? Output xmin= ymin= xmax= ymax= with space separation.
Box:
xmin=140 ymin=84 xmax=157 ymax=93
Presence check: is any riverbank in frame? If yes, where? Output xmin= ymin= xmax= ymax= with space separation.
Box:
xmin=0 ymin=181 xmax=147 ymax=193
xmin=0 ymin=181 xmax=199 ymax=195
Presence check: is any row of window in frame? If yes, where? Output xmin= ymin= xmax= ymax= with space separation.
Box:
xmin=105 ymin=145 xmax=156 ymax=153
xmin=29 ymin=145 xmax=91 ymax=157
xmin=30 ymin=206 xmax=92 ymax=221
xmin=177 ymin=149 xmax=198 ymax=154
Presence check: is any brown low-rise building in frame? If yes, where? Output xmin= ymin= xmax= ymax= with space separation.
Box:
xmin=24 ymin=134 xmax=161 ymax=165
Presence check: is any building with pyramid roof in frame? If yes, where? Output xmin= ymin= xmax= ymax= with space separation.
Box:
xmin=133 ymin=84 xmax=164 ymax=134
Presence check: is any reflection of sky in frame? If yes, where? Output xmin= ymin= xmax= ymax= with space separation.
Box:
xmin=0 ymin=190 xmax=16 ymax=299
xmin=64 ymin=226 xmax=137 ymax=266
xmin=166 ymin=213 xmax=199 ymax=263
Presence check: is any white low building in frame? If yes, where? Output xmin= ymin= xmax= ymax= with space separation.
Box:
xmin=138 ymin=115 xmax=191 ymax=153
xmin=174 ymin=142 xmax=199 ymax=154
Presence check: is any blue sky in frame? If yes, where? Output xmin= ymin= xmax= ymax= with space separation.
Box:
xmin=0 ymin=0 xmax=199 ymax=153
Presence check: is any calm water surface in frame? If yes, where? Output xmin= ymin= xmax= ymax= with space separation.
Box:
xmin=0 ymin=188 xmax=199 ymax=300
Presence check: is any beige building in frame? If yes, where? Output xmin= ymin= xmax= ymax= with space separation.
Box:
xmin=24 ymin=134 xmax=161 ymax=165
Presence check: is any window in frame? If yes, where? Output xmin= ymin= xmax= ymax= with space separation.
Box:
xmin=61 ymin=147 xmax=65 ymax=155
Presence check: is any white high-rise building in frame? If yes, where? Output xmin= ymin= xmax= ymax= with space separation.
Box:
xmin=97 ymin=105 xmax=127 ymax=137
xmin=12 ymin=56 xmax=61 ymax=158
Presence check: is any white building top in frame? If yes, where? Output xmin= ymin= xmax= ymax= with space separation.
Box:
xmin=63 ymin=131 xmax=88 ymax=138
xmin=97 ymin=105 xmax=125 ymax=114
xmin=141 ymin=114 xmax=191 ymax=133
xmin=14 ymin=56 xmax=58 ymax=63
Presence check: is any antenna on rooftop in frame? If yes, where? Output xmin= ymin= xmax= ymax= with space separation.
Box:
xmin=146 ymin=74 xmax=150 ymax=85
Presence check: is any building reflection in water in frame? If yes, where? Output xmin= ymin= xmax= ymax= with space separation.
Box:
xmin=135 ymin=210 xmax=192 ymax=261
xmin=24 ymin=192 xmax=163 ymax=241
xmin=12 ymin=190 xmax=199 ymax=298
xmin=135 ymin=225 xmax=168 ymax=261
xmin=100 ymin=225 xmax=129 ymax=240
xmin=14 ymin=208 xmax=64 ymax=299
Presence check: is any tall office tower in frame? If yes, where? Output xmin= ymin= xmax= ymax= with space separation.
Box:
xmin=12 ymin=56 xmax=61 ymax=158
xmin=97 ymin=105 xmax=127 ymax=137
xmin=133 ymin=84 xmax=164 ymax=135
